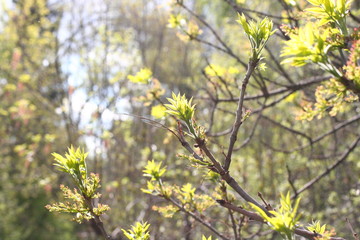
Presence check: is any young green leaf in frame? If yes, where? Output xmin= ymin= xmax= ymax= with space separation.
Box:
xmin=250 ymin=192 xmax=301 ymax=240
xmin=143 ymin=160 xmax=167 ymax=181
xmin=122 ymin=222 xmax=151 ymax=240
xmin=128 ymin=68 xmax=153 ymax=84
xmin=237 ymin=14 xmax=276 ymax=61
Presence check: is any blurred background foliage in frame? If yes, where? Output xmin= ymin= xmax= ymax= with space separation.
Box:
xmin=0 ymin=0 xmax=359 ymax=239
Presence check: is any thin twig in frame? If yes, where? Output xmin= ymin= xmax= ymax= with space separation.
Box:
xmin=209 ymin=75 xmax=330 ymax=102
xmin=292 ymin=114 xmax=360 ymax=151
xmin=222 ymin=0 xmax=296 ymax=21
xmin=235 ymin=103 xmax=266 ymax=150
xmin=346 ymin=218 xmax=360 ymax=240
xmin=124 ymin=113 xmax=204 ymax=161
xmin=178 ymin=1 xmax=247 ymax=68
xmin=286 ymin=165 xmax=298 ymax=198
xmin=167 ymin=197 xmax=231 ymax=240
xmin=220 ymin=183 xmax=240 ymax=240
xmin=293 ymin=135 xmax=360 ymax=198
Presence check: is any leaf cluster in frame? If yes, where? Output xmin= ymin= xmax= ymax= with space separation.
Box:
xmin=306 ymin=0 xmax=352 ymax=35
xmin=142 ymin=160 xmax=215 ymax=218
xmin=237 ymin=14 xmax=276 ymax=61
xmin=250 ymin=192 xmax=301 ymax=240
xmin=142 ymin=160 xmax=167 ymax=181
xmin=281 ymin=0 xmax=360 ymax=119
xmin=167 ymin=14 xmax=202 ymax=41
xmin=46 ymin=185 xmax=109 ymax=223
xmin=47 ymin=147 xmax=109 ymax=223
xmin=165 ymin=92 xmax=196 ymax=123
xmin=122 ymin=222 xmax=151 ymax=240
xmin=128 ymin=68 xmax=153 ymax=84
xmin=298 ymin=78 xmax=358 ymax=120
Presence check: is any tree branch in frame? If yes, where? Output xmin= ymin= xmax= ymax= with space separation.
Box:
xmin=225 ymin=60 xmax=258 ymax=171
xmin=293 ymin=135 xmax=360 ymax=198
xmin=217 ymin=200 xmax=346 ymax=240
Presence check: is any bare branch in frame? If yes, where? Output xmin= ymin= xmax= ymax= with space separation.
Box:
xmin=293 ymin=135 xmax=360 ymax=198
xmin=166 ymin=196 xmax=231 ymax=240
xmin=211 ymin=75 xmax=330 ymax=102
xmin=346 ymin=218 xmax=360 ymax=240
xmin=225 ymin=60 xmax=258 ymax=171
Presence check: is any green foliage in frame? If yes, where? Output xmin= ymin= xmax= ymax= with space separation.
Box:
xmin=307 ymin=220 xmax=335 ymax=239
xmin=2 ymin=0 xmax=360 ymax=239
xmin=142 ymin=160 xmax=167 ymax=181
xmin=142 ymin=160 xmax=215 ymax=219
xmin=298 ymin=78 xmax=358 ymax=120
xmin=167 ymin=13 xmax=202 ymax=41
xmin=122 ymin=222 xmax=151 ymax=240
xmin=281 ymin=0 xmax=352 ymax=75
xmin=136 ymin=79 xmax=166 ymax=106
xmin=168 ymin=14 xmax=186 ymax=28
xmin=0 ymin=0 xmax=80 ymax=238
xmin=237 ymin=14 xmax=276 ymax=61
xmin=151 ymin=105 xmax=167 ymax=119
xmin=128 ymin=68 xmax=153 ymax=84
xmin=177 ymin=183 xmax=216 ymax=213
xmin=177 ymin=153 xmax=212 ymax=168
xmin=250 ymin=192 xmax=301 ymax=240
xmin=46 ymin=147 xmax=110 ymax=223
xmin=165 ymin=92 xmax=196 ymax=122
xmin=142 ymin=160 xmax=173 ymax=198
xmin=306 ymin=0 xmax=352 ymax=35
xmin=52 ymin=146 xmax=100 ymax=198
xmin=165 ymin=92 xmax=203 ymax=139
xmin=281 ymin=0 xmax=360 ymax=119
xmin=281 ymin=23 xmax=335 ymax=69
xmin=307 ymin=220 xmax=327 ymax=234
xmin=52 ymin=147 xmax=87 ymax=184
xmin=46 ymin=185 xmax=109 ymax=223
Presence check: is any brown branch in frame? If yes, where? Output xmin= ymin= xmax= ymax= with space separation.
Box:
xmin=211 ymin=75 xmax=330 ymax=102
xmin=222 ymin=0 xmax=296 ymax=21
xmin=204 ymin=58 xmax=236 ymax=99
xmin=125 ymin=114 xmax=204 ymax=161
xmin=178 ymin=1 xmax=247 ymax=68
xmin=346 ymin=218 xmax=360 ymax=240
xmin=293 ymin=114 xmax=360 ymax=151
xmin=293 ymin=135 xmax=360 ymax=198
xmin=266 ymin=114 xmax=360 ymax=154
xmin=216 ymin=199 xmax=264 ymax=222
xmin=220 ymin=183 xmax=240 ymax=240
xmin=235 ymin=109 xmax=263 ymax=150
xmin=196 ymin=142 xmax=269 ymax=214
xmin=286 ymin=165 xmax=298 ymax=198
xmin=261 ymin=115 xmax=312 ymax=144
xmin=350 ymin=11 xmax=360 ymax=23
xmin=84 ymin=197 xmax=112 ymax=240
xmin=166 ymin=196 xmax=231 ymax=240
xmin=225 ymin=60 xmax=258 ymax=171
xmin=217 ymin=200 xmax=346 ymax=240
xmin=252 ymin=90 xmax=295 ymax=114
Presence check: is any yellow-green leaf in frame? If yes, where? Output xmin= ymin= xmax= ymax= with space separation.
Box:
xmin=128 ymin=68 xmax=152 ymax=84
xmin=151 ymin=105 xmax=166 ymax=119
